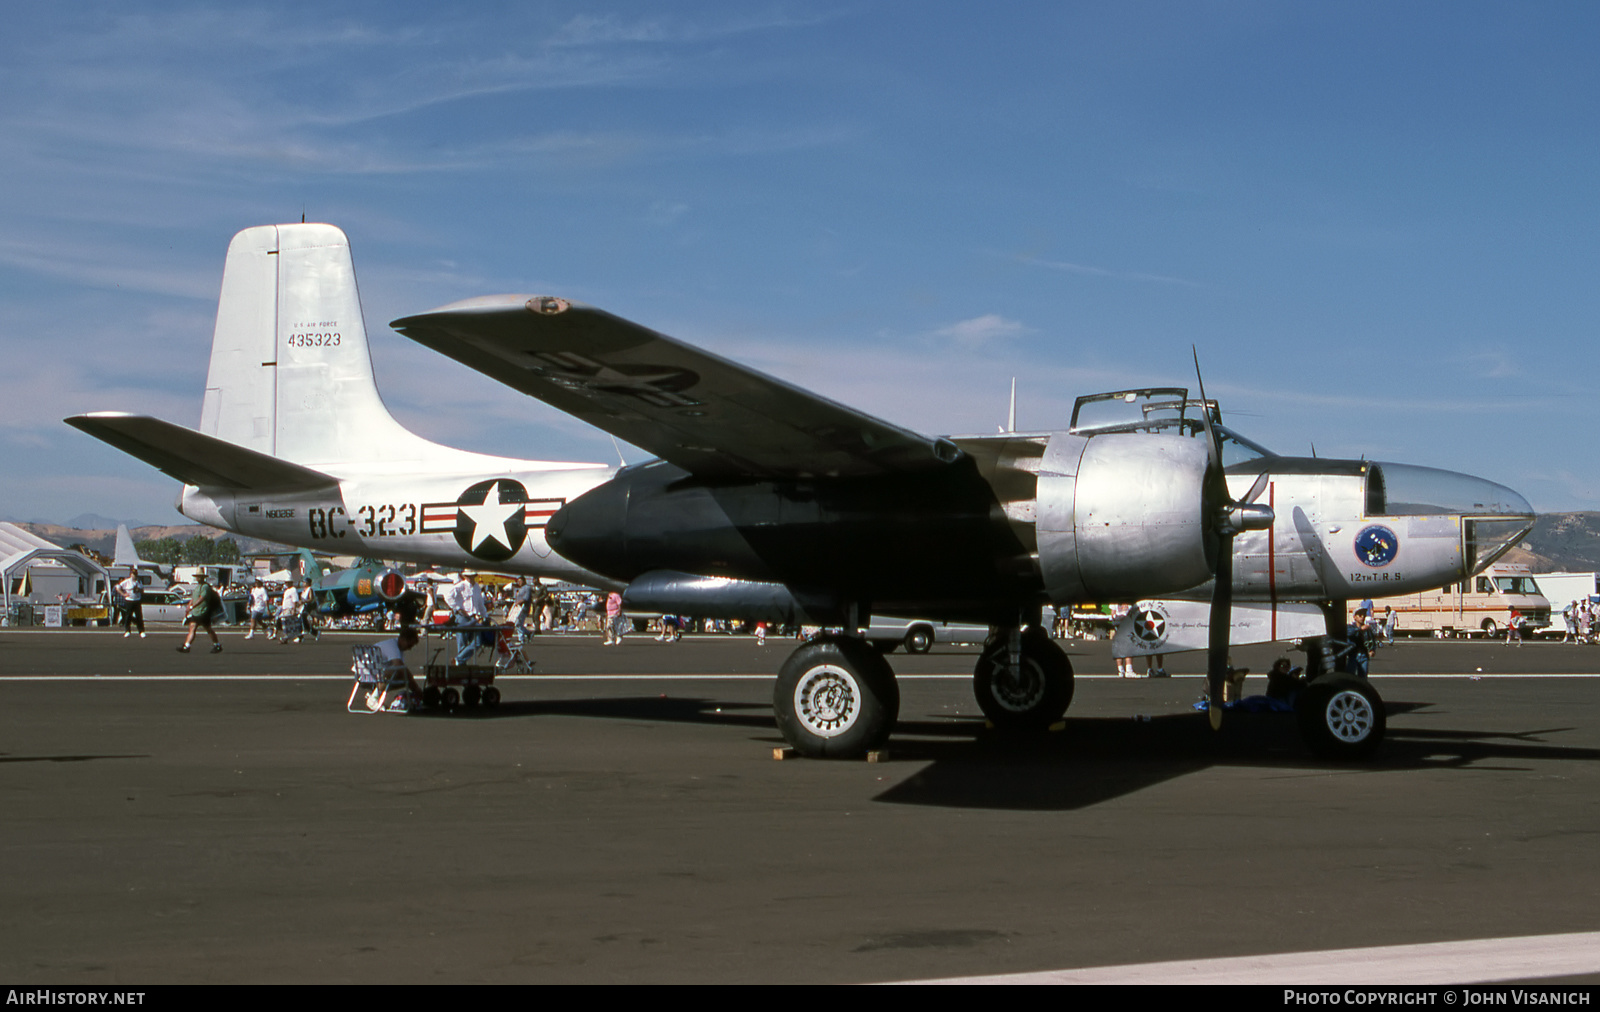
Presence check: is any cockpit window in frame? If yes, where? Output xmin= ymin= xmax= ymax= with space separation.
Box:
xmin=1216 ymin=425 xmax=1273 ymax=465
xmin=1069 ymin=388 xmax=1277 ymax=461
xmin=1070 ymin=388 xmax=1190 ymax=434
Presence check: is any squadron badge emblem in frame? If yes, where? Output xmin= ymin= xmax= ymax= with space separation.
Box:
xmin=1354 ymin=524 xmax=1399 ymax=568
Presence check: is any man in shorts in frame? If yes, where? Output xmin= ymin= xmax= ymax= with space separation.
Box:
xmin=245 ymin=579 xmax=270 ymax=639
xmin=178 ymin=572 xmax=223 ymax=654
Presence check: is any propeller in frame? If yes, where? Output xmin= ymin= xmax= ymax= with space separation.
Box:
xmin=1192 ymin=350 xmax=1274 ymax=730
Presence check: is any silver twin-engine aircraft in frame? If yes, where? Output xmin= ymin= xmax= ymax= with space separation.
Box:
xmin=68 ymin=223 xmax=1536 ymax=759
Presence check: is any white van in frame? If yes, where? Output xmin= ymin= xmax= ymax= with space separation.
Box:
xmin=1353 ymin=562 xmax=1550 ymax=638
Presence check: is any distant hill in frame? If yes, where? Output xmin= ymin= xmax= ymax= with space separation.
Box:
xmin=1502 ymin=512 xmax=1600 ymax=573
xmin=65 ymin=512 xmax=144 ymax=530
xmin=12 ymin=521 xmax=294 ymax=561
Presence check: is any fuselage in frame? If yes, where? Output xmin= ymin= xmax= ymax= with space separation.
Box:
xmin=177 ymin=426 xmax=1534 ymax=628
xmin=179 ymin=462 xmax=619 ymax=586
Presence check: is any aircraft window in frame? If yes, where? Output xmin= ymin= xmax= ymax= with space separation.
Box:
xmin=1071 ymin=388 xmax=1189 ymax=434
xmin=1367 ymin=463 xmax=1534 ymax=518
xmin=1495 ymin=576 xmax=1540 ymax=595
xmin=1216 ymin=426 xmax=1273 ymax=465
xmin=1466 ymin=517 xmax=1537 ymax=572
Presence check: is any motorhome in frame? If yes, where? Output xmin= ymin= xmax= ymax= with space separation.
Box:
xmin=1351 ymin=562 xmax=1550 ymax=638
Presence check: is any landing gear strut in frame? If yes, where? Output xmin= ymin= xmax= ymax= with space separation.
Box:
xmin=972 ymin=626 xmax=1074 ymax=731
xmin=773 ymin=636 xmax=900 ymax=758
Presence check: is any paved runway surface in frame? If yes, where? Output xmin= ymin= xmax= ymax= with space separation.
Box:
xmin=4 ymin=629 xmax=1600 ymax=983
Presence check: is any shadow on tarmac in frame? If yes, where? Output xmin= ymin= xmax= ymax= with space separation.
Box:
xmin=405 ymin=694 xmax=1600 ymax=811
xmin=0 ymin=753 xmax=149 ymax=764
xmin=414 ymin=695 xmax=776 ymax=729
xmin=873 ymin=706 xmax=1600 ymax=810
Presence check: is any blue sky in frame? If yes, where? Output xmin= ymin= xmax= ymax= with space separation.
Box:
xmin=3 ymin=2 xmax=1598 ymax=523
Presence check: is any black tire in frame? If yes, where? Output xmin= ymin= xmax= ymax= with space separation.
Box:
xmin=904 ymin=626 xmax=934 ymax=654
xmin=773 ymin=637 xmax=899 ymax=759
xmin=973 ymin=627 xmax=1074 ymax=731
xmin=482 ymin=686 xmax=501 ymax=709
xmin=1297 ymin=675 xmax=1385 ymax=759
xmin=463 ymin=684 xmax=482 ymax=707
xmin=441 ymin=687 xmax=460 ymax=710
xmin=1481 ymin=619 xmax=1498 ymax=639
xmin=422 ymin=686 xmax=441 ymax=709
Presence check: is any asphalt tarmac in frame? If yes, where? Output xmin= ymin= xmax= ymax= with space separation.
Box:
xmin=4 ymin=628 xmax=1600 ymax=984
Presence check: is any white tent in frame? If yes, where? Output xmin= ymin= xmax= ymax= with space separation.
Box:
xmin=0 ymin=522 xmax=109 ymax=618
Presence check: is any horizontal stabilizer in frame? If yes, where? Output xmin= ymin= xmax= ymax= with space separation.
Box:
xmin=393 ymin=296 xmax=962 ymax=480
xmin=65 ymin=413 xmax=336 ymax=492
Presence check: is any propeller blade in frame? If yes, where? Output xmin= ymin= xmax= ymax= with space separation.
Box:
xmin=1206 ymin=532 xmax=1233 ymax=730
xmin=1191 ymin=347 xmax=1224 ymax=473
xmin=1242 ymin=470 xmax=1270 ymax=505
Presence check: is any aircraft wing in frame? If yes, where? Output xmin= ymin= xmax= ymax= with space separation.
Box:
xmin=66 ymin=413 xmax=336 ymax=491
xmin=391 ymin=296 xmax=961 ymax=479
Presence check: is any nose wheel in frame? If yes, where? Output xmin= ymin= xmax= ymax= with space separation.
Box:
xmin=1297 ymin=675 xmax=1385 ymax=758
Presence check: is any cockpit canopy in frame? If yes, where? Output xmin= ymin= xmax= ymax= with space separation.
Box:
xmin=1070 ymin=387 xmax=1273 ymax=466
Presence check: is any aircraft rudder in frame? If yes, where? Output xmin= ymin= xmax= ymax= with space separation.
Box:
xmin=197 ymin=222 xmax=433 ymax=467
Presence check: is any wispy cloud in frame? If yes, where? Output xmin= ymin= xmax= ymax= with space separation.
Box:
xmin=0 ymin=237 xmax=218 ymax=299
xmin=1464 ymin=348 xmax=1522 ymax=380
xmin=1019 ymin=255 xmax=1204 ymax=289
xmin=548 ymin=10 xmax=843 ymax=48
xmin=930 ymin=314 xmax=1030 ymax=348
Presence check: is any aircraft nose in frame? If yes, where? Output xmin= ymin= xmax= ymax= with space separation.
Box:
xmin=1372 ymin=462 xmax=1535 ymax=570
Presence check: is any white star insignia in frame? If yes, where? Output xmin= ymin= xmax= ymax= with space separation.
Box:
xmin=459 ymin=481 xmax=523 ymax=552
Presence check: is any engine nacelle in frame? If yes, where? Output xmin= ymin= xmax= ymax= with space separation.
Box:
xmin=1036 ymin=431 xmax=1213 ymax=603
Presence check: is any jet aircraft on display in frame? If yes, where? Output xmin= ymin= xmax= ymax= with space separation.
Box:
xmin=293 ymin=550 xmax=419 ymax=626
xmin=68 ymin=224 xmax=1536 ymax=759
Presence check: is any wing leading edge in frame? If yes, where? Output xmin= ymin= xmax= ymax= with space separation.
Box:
xmin=391 ymin=296 xmax=961 ymax=480
xmin=66 ymin=413 xmax=336 ymax=492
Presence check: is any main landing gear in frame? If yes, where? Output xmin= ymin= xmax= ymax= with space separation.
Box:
xmin=972 ymin=626 xmax=1075 ymax=731
xmin=772 ymin=624 xmax=1076 ymax=758
xmin=774 ymin=636 xmax=899 ymax=759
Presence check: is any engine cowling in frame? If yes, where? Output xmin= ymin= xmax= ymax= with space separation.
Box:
xmin=1036 ymin=431 xmax=1213 ymax=603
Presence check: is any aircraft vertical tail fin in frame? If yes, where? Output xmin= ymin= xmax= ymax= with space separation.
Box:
xmin=113 ymin=524 xmax=139 ymax=568
xmin=198 ymin=224 xmax=454 ymax=469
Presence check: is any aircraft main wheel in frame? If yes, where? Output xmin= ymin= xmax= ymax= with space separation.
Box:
xmin=973 ymin=627 xmax=1074 ymax=732
xmin=1297 ymin=675 xmax=1385 ymax=759
xmin=774 ymin=637 xmax=899 ymax=759
xmin=904 ymin=626 xmax=934 ymax=654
